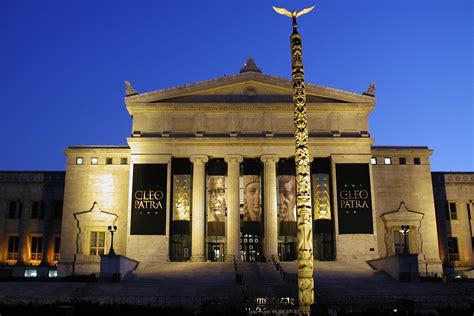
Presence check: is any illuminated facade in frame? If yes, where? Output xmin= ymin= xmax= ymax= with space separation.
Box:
xmin=53 ymin=60 xmax=447 ymax=277
xmin=0 ymin=171 xmax=64 ymax=277
xmin=432 ymin=172 xmax=474 ymax=268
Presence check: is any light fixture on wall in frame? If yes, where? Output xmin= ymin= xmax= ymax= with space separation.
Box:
xmin=108 ymin=225 xmax=117 ymax=256
xmin=399 ymin=225 xmax=410 ymax=255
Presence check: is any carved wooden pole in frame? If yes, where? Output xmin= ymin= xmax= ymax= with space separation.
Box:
xmin=273 ymin=5 xmax=315 ymax=315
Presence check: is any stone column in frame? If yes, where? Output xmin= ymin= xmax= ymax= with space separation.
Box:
xmin=18 ymin=200 xmax=29 ymax=264
xmin=190 ymin=155 xmax=208 ymax=262
xmin=261 ymin=155 xmax=280 ymax=261
xmin=224 ymin=155 xmax=243 ymax=262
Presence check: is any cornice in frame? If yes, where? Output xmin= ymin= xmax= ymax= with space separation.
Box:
xmin=126 ymin=103 xmax=374 ymax=115
xmin=127 ymin=137 xmax=373 ymax=147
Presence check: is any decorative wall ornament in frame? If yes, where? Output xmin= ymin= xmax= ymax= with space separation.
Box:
xmin=363 ymin=81 xmax=376 ymax=97
xmin=380 ymin=201 xmax=425 ymax=256
xmin=125 ymin=80 xmax=138 ymax=96
xmin=73 ymin=202 xmax=118 ymax=255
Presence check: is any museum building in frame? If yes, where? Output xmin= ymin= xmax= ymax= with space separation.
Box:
xmin=1 ymin=59 xmax=472 ymax=278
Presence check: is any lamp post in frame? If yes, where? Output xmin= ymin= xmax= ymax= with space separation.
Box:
xmin=400 ymin=225 xmax=410 ymax=255
xmin=108 ymin=225 xmax=117 ymax=256
xmin=273 ymin=5 xmax=315 ymax=315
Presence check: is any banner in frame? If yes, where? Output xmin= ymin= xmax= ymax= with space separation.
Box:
xmin=312 ymin=173 xmax=332 ymax=220
xmin=336 ymin=164 xmax=373 ymax=234
xmin=172 ymin=175 xmax=191 ymax=221
xmin=130 ymin=164 xmax=167 ymax=235
xmin=278 ymin=175 xmax=296 ymax=222
xmin=242 ymin=175 xmax=261 ymax=222
xmin=207 ymin=176 xmax=226 ymax=222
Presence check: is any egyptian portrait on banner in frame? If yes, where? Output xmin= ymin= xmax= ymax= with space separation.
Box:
xmin=278 ymin=175 xmax=297 ymax=222
xmin=172 ymin=175 xmax=191 ymax=221
xmin=242 ymin=175 xmax=261 ymax=222
xmin=312 ymin=174 xmax=332 ymax=220
xmin=207 ymin=176 xmax=226 ymax=222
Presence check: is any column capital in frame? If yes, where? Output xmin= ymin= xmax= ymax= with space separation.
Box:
xmin=224 ymin=155 xmax=243 ymax=164
xmin=190 ymin=155 xmax=209 ymax=164
xmin=261 ymin=155 xmax=280 ymax=164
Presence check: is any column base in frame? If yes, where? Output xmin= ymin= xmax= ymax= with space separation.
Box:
xmin=190 ymin=255 xmax=206 ymax=262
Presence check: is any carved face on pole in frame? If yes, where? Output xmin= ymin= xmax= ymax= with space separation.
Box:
xmin=208 ymin=176 xmax=226 ymax=222
xmin=243 ymin=175 xmax=261 ymax=222
xmin=279 ymin=175 xmax=296 ymax=221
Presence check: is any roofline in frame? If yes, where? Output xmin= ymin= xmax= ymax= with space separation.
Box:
xmin=0 ymin=171 xmax=65 ymax=174
xmin=67 ymin=145 xmax=130 ymax=149
xmin=372 ymin=146 xmax=429 ymax=150
xmin=125 ymin=71 xmax=375 ymax=104
xmin=432 ymin=171 xmax=474 ymax=174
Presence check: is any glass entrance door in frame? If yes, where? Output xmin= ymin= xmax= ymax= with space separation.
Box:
xmin=314 ymin=233 xmax=335 ymax=261
xmin=170 ymin=234 xmax=190 ymax=262
xmin=278 ymin=242 xmax=296 ymax=261
xmin=240 ymin=234 xmax=261 ymax=262
xmin=208 ymin=242 xmax=224 ymax=262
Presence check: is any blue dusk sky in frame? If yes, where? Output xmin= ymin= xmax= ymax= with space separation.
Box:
xmin=1 ymin=0 xmax=472 ymax=172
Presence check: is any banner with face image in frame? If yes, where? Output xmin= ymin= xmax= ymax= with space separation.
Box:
xmin=278 ymin=175 xmax=297 ymax=222
xmin=242 ymin=175 xmax=261 ymax=222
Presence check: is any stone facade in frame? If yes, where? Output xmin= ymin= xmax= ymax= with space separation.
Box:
xmin=432 ymin=172 xmax=474 ymax=268
xmin=0 ymin=171 xmax=64 ymax=276
xmin=54 ymin=65 xmax=446 ymax=275
xmin=2 ymin=63 xmax=463 ymax=278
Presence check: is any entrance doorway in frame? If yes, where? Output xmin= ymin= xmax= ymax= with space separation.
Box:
xmin=278 ymin=241 xmax=296 ymax=261
xmin=240 ymin=233 xmax=261 ymax=262
xmin=208 ymin=242 xmax=224 ymax=262
xmin=170 ymin=234 xmax=190 ymax=262
xmin=314 ymin=233 xmax=335 ymax=261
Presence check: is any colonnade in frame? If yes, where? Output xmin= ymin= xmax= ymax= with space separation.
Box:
xmin=189 ymin=154 xmax=280 ymax=262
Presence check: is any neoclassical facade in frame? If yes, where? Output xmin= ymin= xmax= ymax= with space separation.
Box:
xmin=56 ymin=60 xmax=444 ymax=276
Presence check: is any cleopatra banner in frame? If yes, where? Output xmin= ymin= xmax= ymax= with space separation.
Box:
xmin=130 ymin=164 xmax=167 ymax=235
xmin=335 ymin=164 xmax=373 ymax=234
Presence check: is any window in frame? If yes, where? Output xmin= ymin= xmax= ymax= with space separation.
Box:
xmin=447 ymin=202 xmax=457 ymax=220
xmin=8 ymin=201 xmax=17 ymax=219
xmin=30 ymin=201 xmax=45 ymax=219
xmin=90 ymin=231 xmax=106 ymax=256
xmin=393 ymin=230 xmax=409 ymax=255
xmin=447 ymin=237 xmax=459 ymax=261
xmin=91 ymin=157 xmax=99 ymax=165
xmin=120 ymin=157 xmax=128 ymax=165
xmin=54 ymin=200 xmax=63 ymax=219
xmin=30 ymin=236 xmax=43 ymax=260
xmin=414 ymin=157 xmax=421 ymax=165
xmin=370 ymin=158 xmax=377 ymax=165
xmin=399 ymin=157 xmax=406 ymax=165
xmin=24 ymin=269 xmax=38 ymax=277
xmin=48 ymin=270 xmax=58 ymax=278
xmin=106 ymin=157 xmax=113 ymax=165
xmin=384 ymin=157 xmax=391 ymax=165
xmin=54 ymin=237 xmax=61 ymax=260
xmin=7 ymin=236 xmax=19 ymax=259
xmin=76 ymin=157 xmax=84 ymax=165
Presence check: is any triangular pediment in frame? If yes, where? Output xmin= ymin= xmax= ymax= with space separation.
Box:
xmin=125 ymin=72 xmax=374 ymax=105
